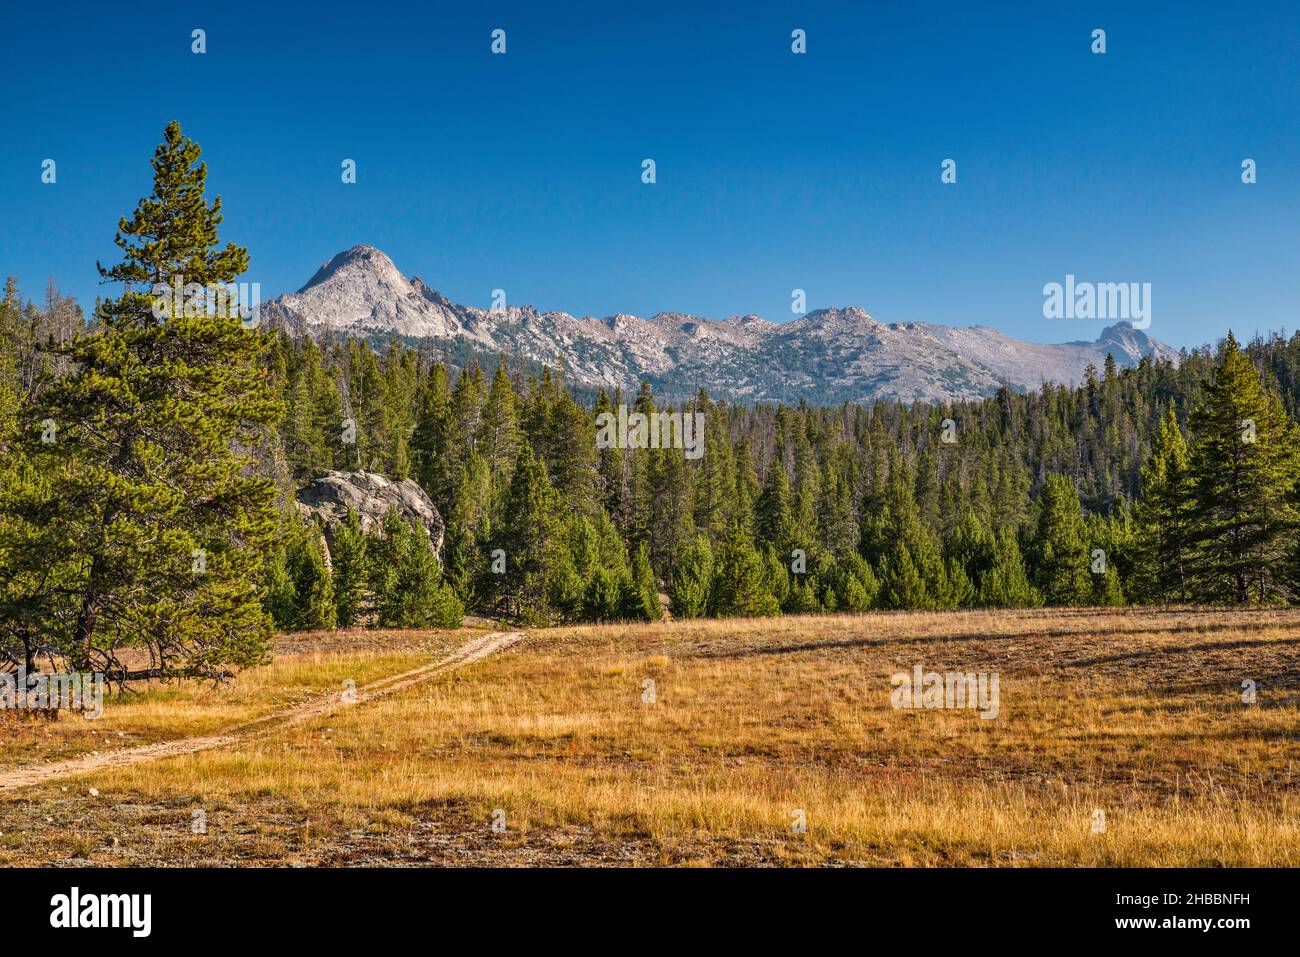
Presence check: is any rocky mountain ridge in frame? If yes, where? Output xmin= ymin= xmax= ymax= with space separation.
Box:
xmin=259 ymin=245 xmax=1180 ymax=404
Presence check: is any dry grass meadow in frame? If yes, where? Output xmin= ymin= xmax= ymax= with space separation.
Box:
xmin=1 ymin=607 xmax=1298 ymax=866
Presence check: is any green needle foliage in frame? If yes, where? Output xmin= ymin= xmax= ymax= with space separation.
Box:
xmin=1030 ymin=474 xmax=1092 ymax=606
xmin=1183 ymin=333 xmax=1300 ymax=603
xmin=0 ymin=122 xmax=281 ymax=684
xmin=8 ymin=127 xmax=1300 ymax=644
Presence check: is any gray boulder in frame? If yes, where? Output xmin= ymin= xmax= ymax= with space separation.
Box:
xmin=295 ymin=470 xmax=444 ymax=563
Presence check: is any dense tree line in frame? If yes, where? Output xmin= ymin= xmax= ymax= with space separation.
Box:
xmin=3 ymin=122 xmax=1300 ymax=686
xmin=253 ymin=319 xmax=1300 ymax=624
xmin=263 ymin=509 xmax=463 ymax=632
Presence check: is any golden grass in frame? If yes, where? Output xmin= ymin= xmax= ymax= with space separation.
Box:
xmin=2 ymin=608 xmax=1297 ymax=866
xmin=0 ymin=627 xmax=474 ymax=769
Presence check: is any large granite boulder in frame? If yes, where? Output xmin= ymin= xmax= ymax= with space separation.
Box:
xmin=295 ymin=470 xmax=444 ymax=563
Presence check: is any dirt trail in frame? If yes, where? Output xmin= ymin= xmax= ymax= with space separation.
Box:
xmin=0 ymin=630 xmax=525 ymax=793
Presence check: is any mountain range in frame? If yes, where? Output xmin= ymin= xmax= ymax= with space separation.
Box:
xmin=258 ymin=245 xmax=1180 ymax=404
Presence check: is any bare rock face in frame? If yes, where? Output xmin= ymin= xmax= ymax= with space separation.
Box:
xmin=260 ymin=245 xmax=472 ymax=342
xmin=260 ymin=244 xmax=1180 ymax=405
xmin=295 ymin=470 xmax=444 ymax=562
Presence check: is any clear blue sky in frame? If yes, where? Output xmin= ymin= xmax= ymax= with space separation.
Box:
xmin=2 ymin=0 xmax=1297 ymax=349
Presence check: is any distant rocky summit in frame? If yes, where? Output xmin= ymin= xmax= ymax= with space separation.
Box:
xmin=295 ymin=470 xmax=444 ymax=562
xmin=259 ymin=244 xmax=1180 ymax=405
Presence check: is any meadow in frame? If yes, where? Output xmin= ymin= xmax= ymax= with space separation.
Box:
xmin=1 ymin=607 xmax=1297 ymax=867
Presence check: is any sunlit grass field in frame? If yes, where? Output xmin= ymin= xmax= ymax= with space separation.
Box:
xmin=2 ymin=608 xmax=1297 ymax=866
xmin=0 ymin=628 xmax=475 ymax=768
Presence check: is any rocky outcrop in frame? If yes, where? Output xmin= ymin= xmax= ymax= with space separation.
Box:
xmin=295 ymin=470 xmax=444 ymax=562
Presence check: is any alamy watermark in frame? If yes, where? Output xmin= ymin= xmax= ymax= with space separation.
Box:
xmin=890 ymin=664 xmax=1000 ymax=719
xmin=50 ymin=887 xmax=151 ymax=937
xmin=1042 ymin=274 xmax=1150 ymax=329
xmin=150 ymin=276 xmax=261 ymax=328
xmin=1 ymin=667 xmax=104 ymax=719
xmin=595 ymin=404 xmax=705 ymax=460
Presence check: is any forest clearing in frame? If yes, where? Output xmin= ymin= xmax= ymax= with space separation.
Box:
xmin=2 ymin=606 xmax=1296 ymax=867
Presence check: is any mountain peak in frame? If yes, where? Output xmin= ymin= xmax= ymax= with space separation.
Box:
xmin=1096 ymin=321 xmax=1178 ymax=363
xmin=799 ymin=306 xmax=880 ymax=326
xmin=301 ymin=244 xmax=399 ymax=292
xmin=262 ymin=246 xmax=472 ymax=342
xmin=261 ymin=246 xmax=1180 ymax=404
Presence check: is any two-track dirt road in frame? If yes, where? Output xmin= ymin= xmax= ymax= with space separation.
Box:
xmin=0 ymin=630 xmax=526 ymax=792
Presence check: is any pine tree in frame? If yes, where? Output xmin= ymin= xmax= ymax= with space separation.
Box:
xmin=782 ymin=577 xmax=818 ymax=613
xmin=582 ymin=565 xmax=622 ymax=622
xmin=547 ymin=388 xmax=599 ymax=513
xmin=691 ymin=390 xmax=735 ymax=541
xmin=0 ymin=279 xmax=24 ymax=415
xmin=624 ymin=542 xmax=663 ymax=621
xmin=330 ymin=510 xmax=369 ymax=626
xmin=263 ymin=544 xmax=296 ymax=630
xmin=669 ymin=534 xmax=714 ymax=618
xmin=444 ymin=451 xmax=493 ymax=606
xmin=265 ymin=522 xmax=336 ymax=631
xmin=1030 ymin=474 xmax=1092 ymax=605
xmin=478 ymin=359 xmax=519 ymax=481
xmin=710 ymin=524 xmax=780 ymax=617
xmin=977 ymin=530 xmax=1041 ymax=607
xmin=1 ymin=280 xmax=66 ymax=671
xmin=0 ymin=460 xmax=62 ymax=674
xmin=947 ymin=511 xmax=996 ymax=593
xmin=2 ymin=122 xmax=280 ymax=682
xmin=1091 ymin=560 xmax=1126 ymax=606
xmin=819 ymin=459 xmax=859 ymax=558
xmin=427 ymin=578 xmax=467 ymax=629
xmin=369 ymin=509 xmax=458 ymax=627
xmin=450 ymin=363 xmax=485 ymax=473
xmin=625 ymin=381 xmax=657 ymax=549
xmin=879 ymin=540 xmax=929 ymax=609
xmin=754 ymin=460 xmax=794 ymax=554
xmin=615 ymin=569 xmax=647 ymax=621
xmin=835 ymin=553 xmax=880 ymax=611
xmin=493 ymin=441 xmax=562 ymax=622
xmin=282 ymin=338 xmax=337 ymax=475
xmin=410 ymin=362 xmax=455 ymax=514
xmin=1186 ymin=333 xmax=1300 ymax=602
xmin=763 ymin=547 xmax=792 ymax=609
xmin=943 ymin=556 xmax=976 ymax=608
xmin=286 ymin=372 xmax=323 ymax=473
xmin=1134 ymin=408 xmax=1193 ymax=601
xmin=593 ymin=389 xmax=626 ymax=522
xmin=645 ymin=407 xmax=696 ymax=583
xmin=345 ymin=342 xmax=383 ymax=471
xmin=545 ymin=543 xmax=586 ymax=622
xmin=566 ymin=514 xmax=601 ymax=580
xmin=838 ymin=572 xmax=873 ymax=612
xmin=790 ymin=431 xmax=821 ymax=555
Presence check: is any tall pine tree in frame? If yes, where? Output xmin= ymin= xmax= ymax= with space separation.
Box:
xmin=2 ymin=122 xmax=280 ymax=682
xmin=1186 ymin=333 xmax=1300 ymax=602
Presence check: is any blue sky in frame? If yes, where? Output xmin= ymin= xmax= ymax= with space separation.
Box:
xmin=1 ymin=0 xmax=1297 ymax=349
